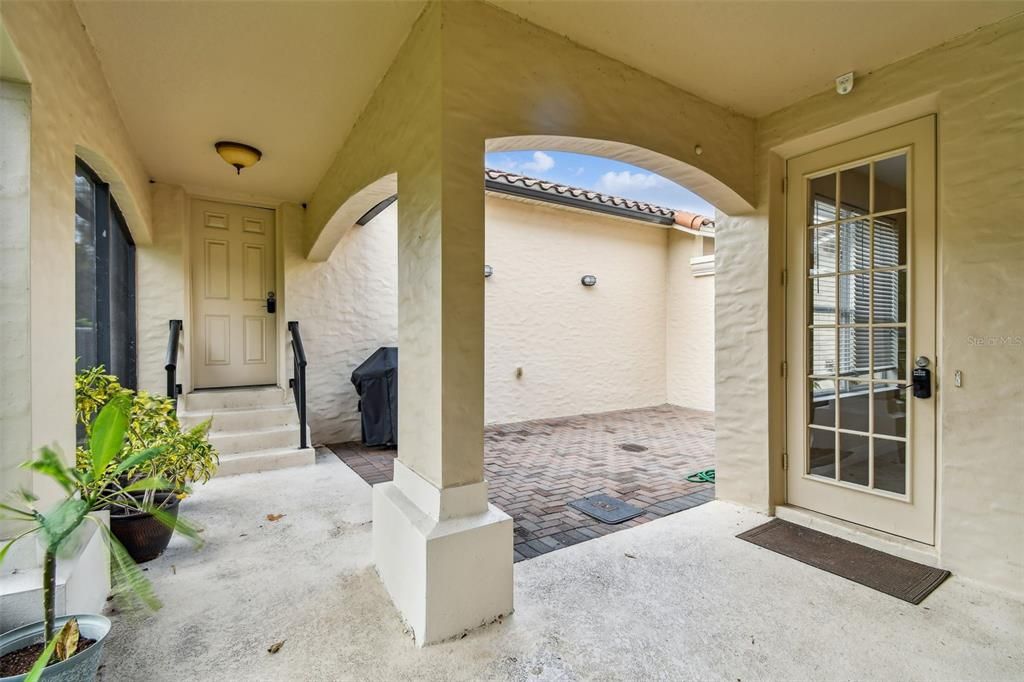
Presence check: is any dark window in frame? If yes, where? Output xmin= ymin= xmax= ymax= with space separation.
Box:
xmin=75 ymin=160 xmax=137 ymax=388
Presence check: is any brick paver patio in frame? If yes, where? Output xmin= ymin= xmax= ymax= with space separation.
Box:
xmin=328 ymin=404 xmax=715 ymax=561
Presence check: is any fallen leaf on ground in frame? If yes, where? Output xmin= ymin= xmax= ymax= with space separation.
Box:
xmin=268 ymin=641 xmax=285 ymax=654
xmin=266 ymin=513 xmax=286 ymax=522
xmin=624 ymin=552 xmax=637 ymax=559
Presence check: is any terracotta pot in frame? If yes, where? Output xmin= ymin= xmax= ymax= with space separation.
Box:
xmin=109 ymin=493 xmax=180 ymax=563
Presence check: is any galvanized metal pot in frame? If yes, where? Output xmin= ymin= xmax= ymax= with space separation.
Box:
xmin=0 ymin=614 xmax=110 ymax=682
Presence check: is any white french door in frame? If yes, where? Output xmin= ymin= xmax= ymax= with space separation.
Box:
xmin=786 ymin=116 xmax=936 ymax=544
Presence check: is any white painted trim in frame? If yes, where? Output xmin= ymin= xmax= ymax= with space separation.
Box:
xmin=393 ymin=461 xmax=489 ymax=521
xmin=689 ymin=254 xmax=716 ymax=277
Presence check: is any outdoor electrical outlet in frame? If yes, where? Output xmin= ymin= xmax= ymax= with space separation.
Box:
xmin=515 ymin=367 xmax=523 ymax=379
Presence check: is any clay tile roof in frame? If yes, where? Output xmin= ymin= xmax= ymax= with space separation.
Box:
xmin=484 ymin=168 xmax=714 ymax=232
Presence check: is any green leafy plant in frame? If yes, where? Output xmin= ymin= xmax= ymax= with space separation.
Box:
xmin=0 ymin=398 xmax=201 ymax=680
xmin=75 ymin=367 xmax=218 ymax=509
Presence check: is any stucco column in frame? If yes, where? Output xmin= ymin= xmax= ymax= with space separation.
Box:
xmin=371 ymin=126 xmax=513 ymax=644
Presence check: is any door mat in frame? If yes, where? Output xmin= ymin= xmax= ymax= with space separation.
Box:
xmin=568 ymin=494 xmax=644 ymax=524
xmin=737 ymin=519 xmax=950 ymax=604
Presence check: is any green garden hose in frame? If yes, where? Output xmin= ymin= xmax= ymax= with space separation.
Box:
xmin=686 ymin=469 xmax=715 ymax=484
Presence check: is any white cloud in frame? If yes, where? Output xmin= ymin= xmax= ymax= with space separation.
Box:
xmin=517 ymin=151 xmax=555 ymax=174
xmin=490 ymin=151 xmax=556 ymax=175
xmin=594 ymin=170 xmax=667 ymax=195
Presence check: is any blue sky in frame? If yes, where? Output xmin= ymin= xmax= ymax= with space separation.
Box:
xmin=484 ymin=150 xmax=714 ymax=214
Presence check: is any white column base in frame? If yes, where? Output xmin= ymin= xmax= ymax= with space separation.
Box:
xmin=372 ymin=462 xmax=513 ymax=645
xmin=0 ymin=512 xmax=110 ymax=633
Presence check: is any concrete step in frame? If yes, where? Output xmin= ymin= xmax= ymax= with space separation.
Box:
xmin=182 ymin=387 xmax=289 ymax=412
xmin=209 ymin=425 xmax=304 ymax=456
xmin=180 ymin=405 xmax=298 ymax=433
xmin=215 ymin=446 xmax=316 ymax=477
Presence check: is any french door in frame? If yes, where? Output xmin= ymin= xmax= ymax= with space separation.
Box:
xmin=786 ymin=116 xmax=936 ymax=544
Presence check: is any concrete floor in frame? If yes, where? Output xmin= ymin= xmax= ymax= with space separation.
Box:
xmin=99 ymin=452 xmax=1024 ymax=681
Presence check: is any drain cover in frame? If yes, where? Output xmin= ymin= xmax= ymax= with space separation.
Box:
xmin=568 ymin=494 xmax=644 ymax=524
xmin=619 ymin=443 xmax=648 ymax=453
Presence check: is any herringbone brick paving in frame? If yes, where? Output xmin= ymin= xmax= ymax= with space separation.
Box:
xmin=328 ymin=404 xmax=715 ymax=562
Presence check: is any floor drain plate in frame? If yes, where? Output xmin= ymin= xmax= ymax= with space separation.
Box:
xmin=568 ymin=494 xmax=644 ymax=524
xmin=619 ymin=443 xmax=648 ymax=452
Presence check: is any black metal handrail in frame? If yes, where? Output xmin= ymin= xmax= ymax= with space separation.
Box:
xmin=165 ymin=320 xmax=183 ymax=401
xmin=288 ymin=321 xmax=308 ymax=449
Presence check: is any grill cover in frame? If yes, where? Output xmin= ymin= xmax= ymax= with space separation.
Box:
xmin=350 ymin=347 xmax=398 ymax=446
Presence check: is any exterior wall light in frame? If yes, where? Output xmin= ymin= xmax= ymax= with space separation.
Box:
xmin=484 ymin=264 xmax=494 ymax=278
xmin=580 ymin=274 xmax=597 ymax=287
xmin=215 ymin=141 xmax=262 ymax=174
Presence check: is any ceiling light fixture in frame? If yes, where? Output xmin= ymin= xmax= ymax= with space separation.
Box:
xmin=215 ymin=141 xmax=262 ymax=175
xmin=581 ymin=274 xmax=597 ymax=287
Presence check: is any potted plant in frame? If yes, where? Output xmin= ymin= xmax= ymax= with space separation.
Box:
xmin=0 ymin=398 xmax=199 ymax=681
xmin=75 ymin=367 xmax=217 ymax=562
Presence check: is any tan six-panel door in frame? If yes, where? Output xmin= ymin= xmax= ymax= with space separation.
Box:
xmin=786 ymin=116 xmax=936 ymax=544
xmin=191 ymin=199 xmax=277 ymax=389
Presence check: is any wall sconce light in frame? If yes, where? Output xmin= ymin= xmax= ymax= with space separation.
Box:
xmin=580 ymin=274 xmax=597 ymax=287
xmin=484 ymin=264 xmax=494 ymax=278
xmin=215 ymin=141 xmax=262 ymax=175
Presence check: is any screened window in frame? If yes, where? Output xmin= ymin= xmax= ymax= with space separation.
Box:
xmin=75 ymin=160 xmax=137 ymax=388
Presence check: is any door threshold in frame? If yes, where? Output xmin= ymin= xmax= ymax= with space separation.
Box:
xmin=190 ymin=384 xmax=279 ymax=393
xmin=775 ymin=505 xmax=939 ymax=567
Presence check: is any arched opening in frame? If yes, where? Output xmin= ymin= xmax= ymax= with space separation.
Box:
xmin=308 ymin=172 xmax=397 ymax=262
xmin=479 ymin=138 xmax=725 ymax=561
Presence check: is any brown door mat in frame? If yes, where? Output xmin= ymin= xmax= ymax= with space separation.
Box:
xmin=737 ymin=519 xmax=950 ymax=604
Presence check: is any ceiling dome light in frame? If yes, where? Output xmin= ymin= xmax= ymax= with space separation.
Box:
xmin=580 ymin=274 xmax=597 ymax=287
xmin=215 ymin=141 xmax=262 ymax=175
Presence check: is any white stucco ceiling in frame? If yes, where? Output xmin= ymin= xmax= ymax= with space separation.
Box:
xmin=493 ymin=1 xmax=1023 ymax=118
xmin=75 ymin=1 xmax=1020 ymax=203
xmin=75 ymin=0 xmax=427 ymax=202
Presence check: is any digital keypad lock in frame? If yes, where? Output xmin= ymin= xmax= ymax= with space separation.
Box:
xmin=912 ymin=356 xmax=932 ymax=399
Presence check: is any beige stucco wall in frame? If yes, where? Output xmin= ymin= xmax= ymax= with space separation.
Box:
xmin=292 ymin=193 xmax=712 ymax=444
xmin=0 ymin=2 xmax=152 ymax=519
xmin=484 ymin=197 xmax=670 ymax=424
xmin=0 ymin=79 xmax=32 ymax=543
xmin=136 ymin=184 xmax=189 ymax=396
xmin=286 ymin=202 xmax=400 ymax=444
xmin=666 ymin=230 xmax=715 ymax=412
xmin=715 ymin=14 xmax=1024 ymax=593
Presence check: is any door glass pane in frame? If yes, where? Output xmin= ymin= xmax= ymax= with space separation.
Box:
xmin=808 ymin=173 xmax=837 ymax=225
xmin=840 ymin=164 xmax=870 ymax=218
xmin=838 ymin=380 xmax=870 ymax=433
xmin=873 ymin=438 xmax=906 ymax=494
xmin=810 ymin=328 xmax=835 ymax=376
xmin=802 ymin=148 xmax=915 ymax=498
xmin=810 ymin=276 xmax=836 ymax=325
xmin=839 ymin=327 xmax=870 ymax=379
xmin=872 ymin=384 xmax=907 ymax=438
xmin=872 ymin=327 xmax=906 ymax=380
xmin=810 ymin=379 xmax=836 ymax=428
xmin=872 ymin=213 xmax=907 ymax=268
xmin=808 ymin=428 xmax=836 ymax=478
xmin=873 ymin=154 xmax=907 ymax=213
xmin=808 ymin=225 xmax=836 ymax=275
xmin=75 ymin=170 xmax=98 ymax=371
xmin=839 ymin=432 xmax=870 ymax=486
xmin=839 ymin=272 xmax=870 ymax=324
xmin=838 ymin=219 xmax=870 ymax=272
xmin=872 ymin=270 xmax=906 ymax=323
